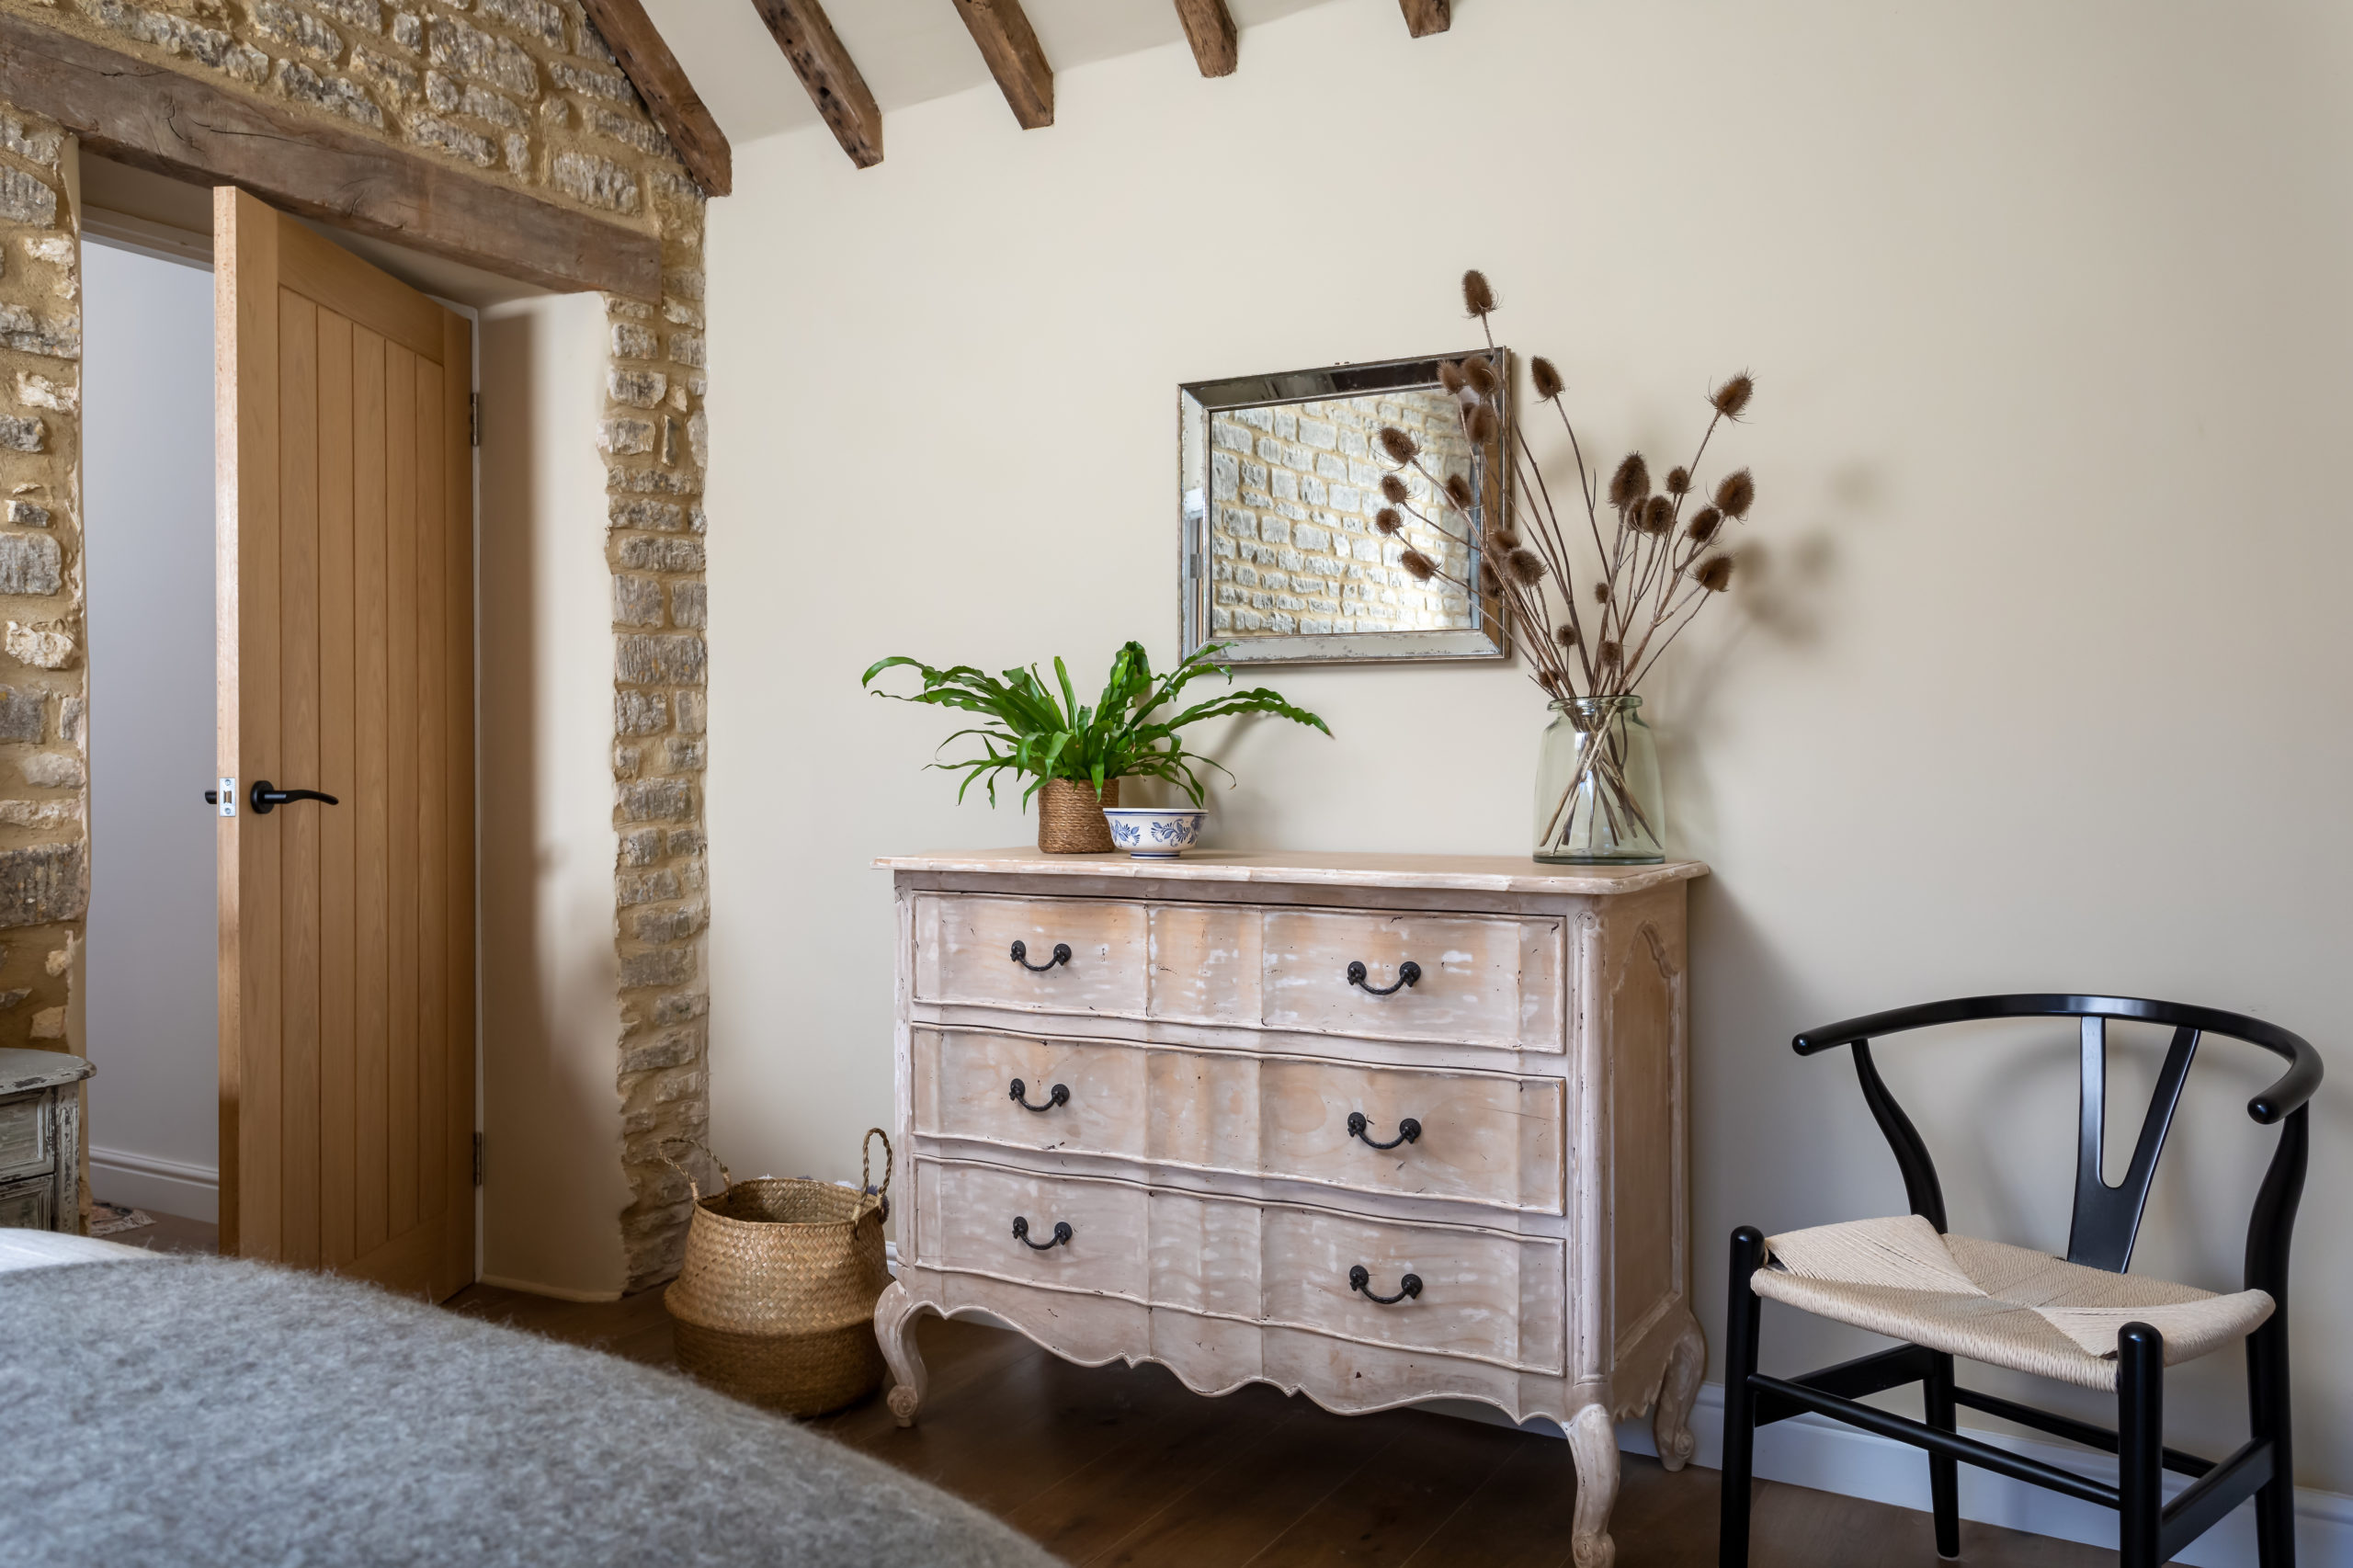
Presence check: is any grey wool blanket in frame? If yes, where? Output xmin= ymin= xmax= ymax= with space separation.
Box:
xmin=0 ymin=1255 xmax=1060 ymax=1568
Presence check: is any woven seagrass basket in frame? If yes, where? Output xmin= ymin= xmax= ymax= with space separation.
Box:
xmin=1038 ymin=777 xmax=1119 ymax=854
xmin=663 ymin=1129 xmax=893 ymax=1416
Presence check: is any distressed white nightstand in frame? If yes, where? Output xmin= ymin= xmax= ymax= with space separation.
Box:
xmin=0 ymin=1048 xmax=93 ymax=1233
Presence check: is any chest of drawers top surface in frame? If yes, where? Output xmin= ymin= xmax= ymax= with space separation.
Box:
xmin=878 ymin=848 xmax=1707 ymax=898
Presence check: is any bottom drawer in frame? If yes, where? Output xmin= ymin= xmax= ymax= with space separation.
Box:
xmin=910 ymin=1158 xmax=1563 ymax=1374
xmin=0 ymin=1175 xmax=53 ymax=1231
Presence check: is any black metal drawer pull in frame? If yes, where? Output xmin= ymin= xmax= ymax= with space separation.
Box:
xmin=1009 ymin=1078 xmax=1069 ymax=1113
xmin=1347 ymin=1112 xmax=1421 ymax=1150
xmin=1010 ymin=940 xmax=1072 ymax=972
xmin=1346 ymin=960 xmax=1421 ymax=996
xmin=1011 ymin=1215 xmax=1073 ymax=1250
xmin=1349 ymin=1265 xmax=1422 ymax=1305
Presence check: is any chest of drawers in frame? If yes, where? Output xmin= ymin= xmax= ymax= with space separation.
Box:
xmin=873 ymin=850 xmax=1706 ymax=1568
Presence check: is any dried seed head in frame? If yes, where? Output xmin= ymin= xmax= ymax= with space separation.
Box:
xmin=1711 ymin=372 xmax=1755 ymax=419
xmin=1379 ymin=426 xmax=1419 ymax=463
xmin=1696 ymin=554 xmax=1735 ymax=592
xmin=1530 ymin=357 xmax=1565 ymax=400
xmin=1400 ymin=548 xmax=1437 ymax=581
xmin=1380 ymin=473 xmax=1411 ymax=505
xmin=1598 ymin=639 xmax=1623 ymax=668
xmin=1665 ymin=467 xmax=1691 ymax=495
xmin=1591 ymin=579 xmax=1612 ymax=604
xmin=1437 ymin=359 xmax=1466 ymax=394
xmin=1485 ymin=526 xmax=1522 ymax=553
xmin=1685 ymin=506 xmax=1723 ymax=544
xmin=1506 ymin=548 xmax=1548 ymax=585
xmin=1539 ymin=668 xmax=1563 ymax=695
xmin=1467 ymin=403 xmax=1499 ymax=445
xmin=1374 ymin=506 xmax=1404 ymax=535
xmin=1713 ymin=468 xmax=1756 ymax=518
xmin=1642 ymin=495 xmax=1676 ymax=535
xmin=1445 ymin=472 xmax=1475 ymax=510
xmin=1464 ymin=355 xmax=1501 ymax=394
xmin=1461 ymin=269 xmax=1497 ymax=317
xmin=1555 ymin=622 xmax=1581 ymax=649
xmin=1608 ymin=453 xmax=1650 ymax=509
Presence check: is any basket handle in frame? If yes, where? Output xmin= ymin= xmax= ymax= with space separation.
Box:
xmin=656 ymin=1137 xmax=731 ymax=1203
xmin=859 ymin=1127 xmax=892 ymax=1217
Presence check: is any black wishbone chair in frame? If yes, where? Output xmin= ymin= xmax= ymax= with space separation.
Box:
xmin=1720 ymin=995 xmax=2321 ymax=1568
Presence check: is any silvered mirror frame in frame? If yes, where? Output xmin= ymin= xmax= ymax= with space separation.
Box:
xmin=1179 ymin=351 xmax=1513 ymax=665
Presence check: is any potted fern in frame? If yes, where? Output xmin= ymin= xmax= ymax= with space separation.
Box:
xmin=862 ymin=641 xmax=1331 ymax=853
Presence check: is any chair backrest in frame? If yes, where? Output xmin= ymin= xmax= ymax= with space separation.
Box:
xmin=1793 ymin=994 xmax=2321 ymax=1289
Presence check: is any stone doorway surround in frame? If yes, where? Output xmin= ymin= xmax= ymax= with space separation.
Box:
xmin=0 ymin=0 xmax=714 ymax=1289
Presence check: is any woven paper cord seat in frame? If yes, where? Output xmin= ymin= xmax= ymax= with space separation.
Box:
xmin=1754 ymin=1213 xmax=2273 ymax=1392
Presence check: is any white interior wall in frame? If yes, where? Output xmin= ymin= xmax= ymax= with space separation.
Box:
xmin=476 ymin=289 xmax=632 ymax=1298
xmin=702 ymin=0 xmax=2353 ymax=1503
xmin=81 ymin=236 xmax=220 ymax=1222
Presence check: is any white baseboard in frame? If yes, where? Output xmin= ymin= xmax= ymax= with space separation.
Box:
xmin=1603 ymin=1381 xmax=2351 ymax=1567
xmin=87 ymin=1146 xmax=218 ymax=1224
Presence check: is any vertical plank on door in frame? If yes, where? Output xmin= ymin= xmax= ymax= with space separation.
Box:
xmin=415 ymin=358 xmax=449 ymax=1227
xmin=277 ymin=291 xmax=323 ymax=1267
xmin=216 ymin=187 xmax=282 ymax=1261
xmin=316 ymin=312 xmax=358 ymax=1269
xmin=440 ymin=311 xmax=476 ymax=1292
xmin=385 ymin=344 xmax=420 ymax=1235
xmin=353 ymin=324 xmax=391 ymax=1259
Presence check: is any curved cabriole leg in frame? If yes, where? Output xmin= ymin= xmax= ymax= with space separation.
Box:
xmin=1653 ymin=1311 xmax=1707 ymax=1472
xmin=873 ymin=1279 xmax=930 ymax=1427
xmin=1566 ymin=1401 xmax=1621 ymax=1568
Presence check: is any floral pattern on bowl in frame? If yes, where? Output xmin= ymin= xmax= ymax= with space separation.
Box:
xmin=1101 ymin=808 xmax=1206 ymax=858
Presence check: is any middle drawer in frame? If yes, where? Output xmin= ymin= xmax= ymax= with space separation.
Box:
xmin=911 ymin=1026 xmax=1564 ymax=1214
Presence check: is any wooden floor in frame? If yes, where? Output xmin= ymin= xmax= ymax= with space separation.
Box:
xmin=106 ymin=1216 xmax=2109 ymax=1566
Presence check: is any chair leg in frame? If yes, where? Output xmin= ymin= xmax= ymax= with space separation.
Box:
xmin=2248 ymin=1315 xmax=2297 ymax=1568
xmin=2117 ymin=1323 xmax=2164 ymax=1568
xmin=1924 ymin=1349 xmax=1961 ymax=1560
xmin=1719 ymin=1226 xmax=1766 ymax=1568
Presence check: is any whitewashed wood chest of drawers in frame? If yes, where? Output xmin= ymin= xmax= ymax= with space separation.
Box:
xmin=873 ymin=850 xmax=1707 ymax=1567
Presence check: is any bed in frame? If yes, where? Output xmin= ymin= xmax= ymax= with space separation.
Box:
xmin=0 ymin=1233 xmax=1058 ymax=1567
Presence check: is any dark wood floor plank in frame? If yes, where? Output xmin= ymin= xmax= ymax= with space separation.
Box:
xmin=1249 ymin=1405 xmax=1524 ymax=1567
xmin=1006 ymin=1390 xmax=1295 ymax=1563
xmin=1089 ymin=1396 xmax=1404 ymax=1567
xmin=1401 ymin=1429 xmax=1583 ymax=1568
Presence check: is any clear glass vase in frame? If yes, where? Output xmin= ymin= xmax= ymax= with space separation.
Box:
xmin=1533 ymin=696 xmax=1664 ymax=864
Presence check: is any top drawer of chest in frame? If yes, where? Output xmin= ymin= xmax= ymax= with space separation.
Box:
xmin=910 ymin=893 xmax=1566 ymax=1052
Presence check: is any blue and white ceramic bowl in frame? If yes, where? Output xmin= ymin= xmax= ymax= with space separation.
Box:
xmin=1101 ymin=808 xmax=1207 ymax=858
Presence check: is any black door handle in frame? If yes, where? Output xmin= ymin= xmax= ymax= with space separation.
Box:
xmin=248 ymin=779 xmax=340 ymax=814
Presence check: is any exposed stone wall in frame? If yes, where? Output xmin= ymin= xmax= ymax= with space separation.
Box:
xmin=0 ymin=0 xmax=711 ymax=1285
xmin=1208 ymin=389 xmax=1475 ymax=637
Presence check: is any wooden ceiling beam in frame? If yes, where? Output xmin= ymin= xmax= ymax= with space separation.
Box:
xmin=949 ymin=0 xmax=1053 ymax=131
xmin=577 ymin=0 xmax=732 ymax=196
xmin=1399 ymin=0 xmax=1451 ymax=38
xmin=1173 ymin=0 xmax=1236 ymax=78
xmin=0 ymin=8 xmax=658 ymax=296
xmin=751 ymin=0 xmax=883 ymax=169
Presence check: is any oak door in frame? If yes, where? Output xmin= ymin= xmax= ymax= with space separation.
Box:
xmin=215 ymin=188 xmax=475 ymax=1300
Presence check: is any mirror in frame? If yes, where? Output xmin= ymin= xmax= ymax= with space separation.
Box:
xmin=1179 ymin=351 xmax=1512 ymax=665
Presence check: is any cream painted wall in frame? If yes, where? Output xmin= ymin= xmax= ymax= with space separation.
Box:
xmin=704 ymin=0 xmax=2353 ymax=1490
xmin=478 ymin=290 xmax=632 ymax=1297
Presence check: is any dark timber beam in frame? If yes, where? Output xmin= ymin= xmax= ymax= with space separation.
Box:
xmin=1173 ymin=0 xmax=1236 ymax=77
xmin=950 ymin=0 xmax=1052 ymax=131
xmin=577 ymin=0 xmax=733 ymax=196
xmin=751 ymin=0 xmax=883 ymax=168
xmin=0 ymin=9 xmax=659 ymax=297
xmin=1399 ymin=0 xmax=1451 ymax=37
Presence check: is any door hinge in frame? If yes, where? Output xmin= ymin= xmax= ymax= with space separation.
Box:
xmin=472 ymin=1131 xmax=483 ymax=1187
xmin=469 ymin=392 xmax=481 ymax=448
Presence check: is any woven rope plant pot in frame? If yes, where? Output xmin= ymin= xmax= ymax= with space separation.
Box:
xmin=662 ymin=1130 xmax=893 ymax=1417
xmin=1037 ymin=776 xmax=1119 ymax=854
